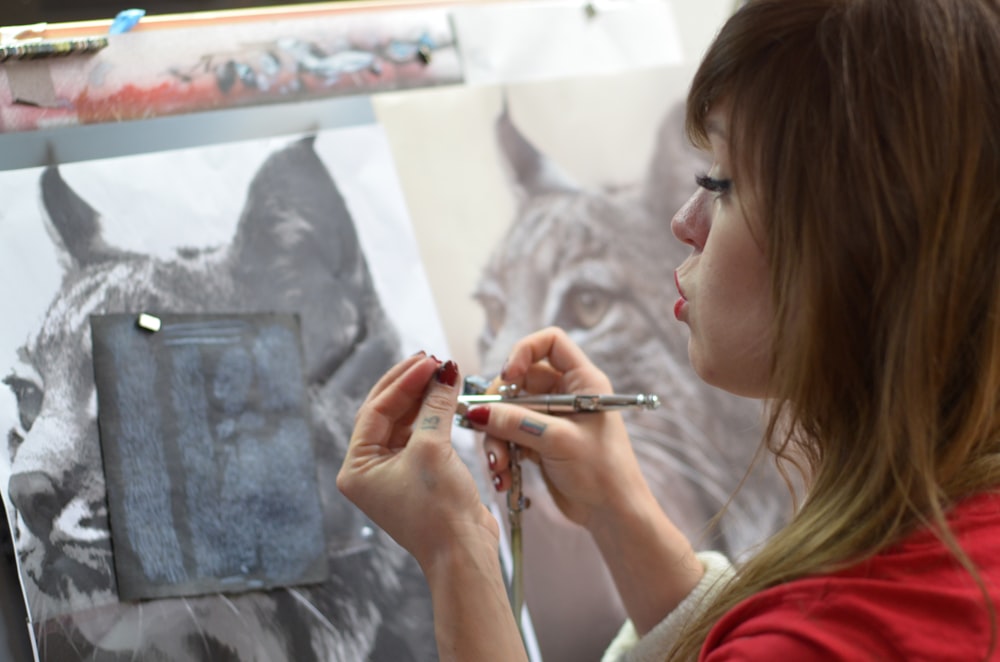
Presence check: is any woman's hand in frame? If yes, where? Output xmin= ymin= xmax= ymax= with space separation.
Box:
xmin=337 ymin=353 xmax=497 ymax=569
xmin=469 ymin=328 xmax=704 ymax=634
xmin=469 ymin=327 xmax=651 ymax=529
xmin=338 ymin=353 xmax=528 ymax=661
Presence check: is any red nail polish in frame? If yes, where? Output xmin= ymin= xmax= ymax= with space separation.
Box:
xmin=435 ymin=360 xmax=458 ymax=386
xmin=487 ymin=451 xmax=497 ymax=469
xmin=492 ymin=474 xmax=502 ymax=491
xmin=466 ymin=406 xmax=490 ymax=426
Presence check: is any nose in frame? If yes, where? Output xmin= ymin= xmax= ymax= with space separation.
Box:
xmin=8 ymin=471 xmax=64 ymax=540
xmin=671 ymin=189 xmax=711 ymax=251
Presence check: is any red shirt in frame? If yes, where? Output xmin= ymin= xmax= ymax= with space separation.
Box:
xmin=702 ymin=493 xmax=1000 ymax=661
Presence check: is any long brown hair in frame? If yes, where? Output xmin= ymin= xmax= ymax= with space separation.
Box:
xmin=670 ymin=0 xmax=1000 ymax=658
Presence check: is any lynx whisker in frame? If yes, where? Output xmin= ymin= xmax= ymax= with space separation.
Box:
xmin=218 ymin=592 xmax=258 ymax=637
xmin=288 ymin=587 xmax=339 ymax=634
xmin=180 ymin=597 xmax=212 ymax=659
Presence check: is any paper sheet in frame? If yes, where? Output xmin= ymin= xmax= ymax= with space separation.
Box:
xmin=451 ymin=0 xmax=683 ymax=84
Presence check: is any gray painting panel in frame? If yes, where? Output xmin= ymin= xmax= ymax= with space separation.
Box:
xmin=90 ymin=313 xmax=329 ymax=601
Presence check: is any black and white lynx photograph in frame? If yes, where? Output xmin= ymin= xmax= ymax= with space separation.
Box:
xmin=0 ymin=124 xmax=454 ymax=661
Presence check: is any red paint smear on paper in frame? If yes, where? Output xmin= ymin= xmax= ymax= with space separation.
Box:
xmin=73 ymin=81 xmax=246 ymax=122
xmin=67 ymin=64 xmax=429 ymax=124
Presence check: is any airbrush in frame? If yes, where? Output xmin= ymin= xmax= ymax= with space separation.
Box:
xmin=456 ymin=375 xmax=660 ymax=628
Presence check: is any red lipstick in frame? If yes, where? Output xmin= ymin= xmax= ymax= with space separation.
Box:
xmin=673 ymin=270 xmax=688 ymax=320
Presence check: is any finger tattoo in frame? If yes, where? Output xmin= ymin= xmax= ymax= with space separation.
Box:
xmin=518 ymin=418 xmax=546 ymax=436
xmin=420 ymin=415 xmax=441 ymax=430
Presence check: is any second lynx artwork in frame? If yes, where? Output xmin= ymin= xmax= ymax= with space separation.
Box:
xmin=376 ymin=67 xmax=792 ymax=661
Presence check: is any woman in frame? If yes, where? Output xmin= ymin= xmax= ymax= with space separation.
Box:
xmin=338 ymin=0 xmax=1000 ymax=658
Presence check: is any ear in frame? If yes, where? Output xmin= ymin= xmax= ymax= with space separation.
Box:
xmin=495 ymin=99 xmax=579 ymax=198
xmin=641 ymin=100 xmax=712 ymax=220
xmin=227 ymin=136 xmax=399 ymax=389
xmin=228 ymin=136 xmax=365 ymax=296
xmin=40 ymin=166 xmax=124 ymax=270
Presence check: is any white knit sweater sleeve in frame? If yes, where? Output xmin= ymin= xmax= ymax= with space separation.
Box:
xmin=601 ymin=551 xmax=735 ymax=662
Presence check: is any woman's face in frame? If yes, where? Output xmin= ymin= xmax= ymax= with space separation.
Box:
xmin=671 ymin=107 xmax=773 ymax=398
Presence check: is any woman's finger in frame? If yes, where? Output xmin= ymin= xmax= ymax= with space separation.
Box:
xmin=466 ymin=403 xmax=580 ymax=460
xmin=385 ymin=396 xmax=430 ymax=451
xmin=350 ymin=356 xmax=440 ymax=454
xmin=406 ymin=360 xmax=462 ymax=453
xmin=369 ymin=356 xmax=440 ymax=417
xmin=503 ymin=327 xmax=597 ymax=381
xmin=521 ymin=362 xmax=566 ymax=394
xmin=356 ymin=352 xmax=436 ymax=420
xmin=387 ymin=424 xmax=414 ymax=451
xmin=483 ymin=432 xmax=542 ymax=485
xmin=483 ymin=435 xmax=509 ymax=473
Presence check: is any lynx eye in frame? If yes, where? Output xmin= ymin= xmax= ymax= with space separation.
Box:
xmin=2 ymin=375 xmax=43 ymax=432
xmin=558 ymin=285 xmax=612 ymax=330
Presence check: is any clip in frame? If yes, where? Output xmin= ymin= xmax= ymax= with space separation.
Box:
xmin=136 ymin=313 xmax=161 ymax=332
xmin=109 ymin=9 xmax=146 ymax=35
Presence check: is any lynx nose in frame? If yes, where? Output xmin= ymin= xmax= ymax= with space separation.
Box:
xmin=8 ymin=471 xmax=64 ymax=539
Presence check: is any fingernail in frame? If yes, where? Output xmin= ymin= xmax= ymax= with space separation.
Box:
xmin=487 ymin=451 xmax=497 ymax=469
xmin=466 ymin=406 xmax=490 ymax=426
xmin=492 ymin=474 xmax=502 ymax=491
xmin=411 ymin=350 xmax=427 ymax=357
xmin=500 ymin=359 xmax=510 ymax=381
xmin=430 ymin=354 xmax=442 ymax=365
xmin=435 ymin=360 xmax=458 ymax=386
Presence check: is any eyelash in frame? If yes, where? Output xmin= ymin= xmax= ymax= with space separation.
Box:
xmin=695 ymin=173 xmax=733 ymax=195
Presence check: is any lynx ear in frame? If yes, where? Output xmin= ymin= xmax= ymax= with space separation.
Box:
xmin=227 ymin=135 xmax=398 ymax=388
xmin=40 ymin=166 xmax=122 ymax=269
xmin=641 ymin=101 xmax=712 ymax=220
xmin=228 ymin=136 xmax=365 ymax=297
xmin=495 ymin=100 xmax=579 ymax=197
